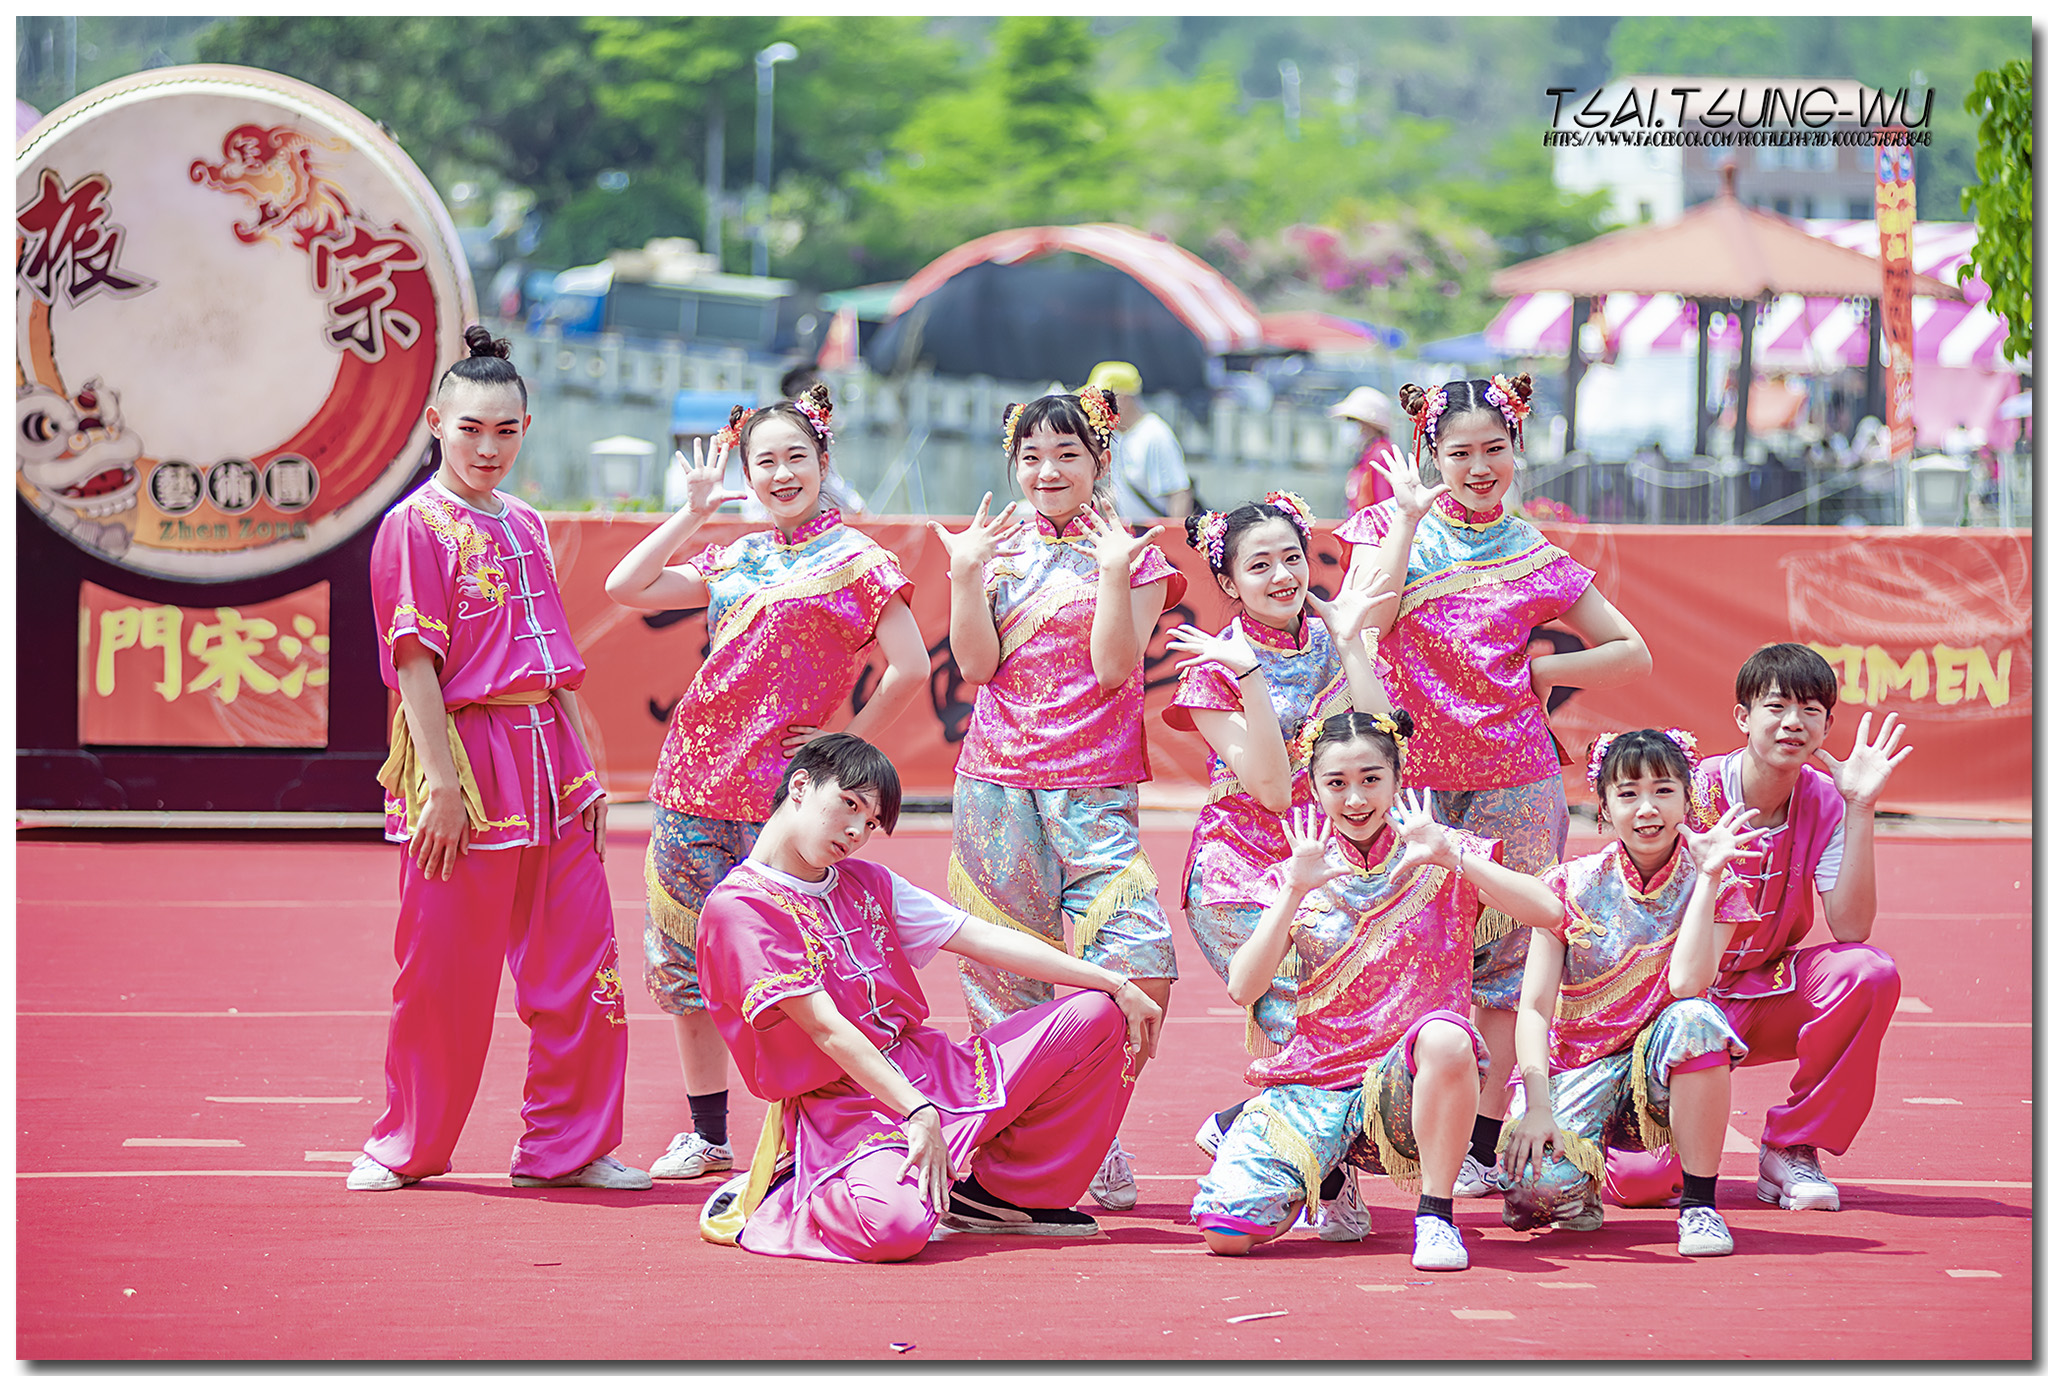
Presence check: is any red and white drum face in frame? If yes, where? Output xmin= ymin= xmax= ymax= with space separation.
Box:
xmin=16 ymin=64 xmax=474 ymax=581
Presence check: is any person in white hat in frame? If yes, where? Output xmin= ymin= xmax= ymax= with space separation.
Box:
xmin=1088 ymin=361 xmax=1193 ymax=522
xmin=1331 ymin=386 xmax=1400 ymax=516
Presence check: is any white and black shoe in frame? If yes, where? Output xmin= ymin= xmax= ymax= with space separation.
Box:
xmin=1411 ymin=1214 xmax=1469 ymax=1271
xmin=943 ymin=1176 xmax=1100 ymax=1237
xmin=1677 ymin=1206 xmax=1736 ymax=1257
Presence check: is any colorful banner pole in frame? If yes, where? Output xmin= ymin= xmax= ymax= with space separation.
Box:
xmin=1876 ymin=139 xmax=1918 ymax=464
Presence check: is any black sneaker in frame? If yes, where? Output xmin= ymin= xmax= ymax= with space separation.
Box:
xmin=942 ymin=1175 xmax=1099 ymax=1237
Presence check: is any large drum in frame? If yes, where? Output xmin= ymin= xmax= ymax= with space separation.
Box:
xmin=16 ymin=64 xmax=473 ymax=581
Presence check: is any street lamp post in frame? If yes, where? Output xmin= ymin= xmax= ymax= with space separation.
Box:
xmin=752 ymin=41 xmax=798 ymax=278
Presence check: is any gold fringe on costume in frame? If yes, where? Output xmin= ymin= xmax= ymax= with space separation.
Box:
xmin=1500 ymin=1114 xmax=1609 ymax=1185
xmin=996 ymin=581 xmax=1094 ymax=661
xmin=1357 ymin=1060 xmax=1421 ymax=1192
xmin=1292 ymin=874 xmax=1441 ymax=1022
xmin=1629 ymin=1030 xmax=1671 ymax=1152
xmin=1071 ymin=852 xmax=1159 ymax=957
xmin=376 ymin=690 xmax=552 ymax=833
xmin=1397 ymin=544 xmax=1569 ymax=618
xmin=700 ymin=1100 xmax=786 ymax=1246
xmin=1555 ymin=941 xmax=1672 ymax=1023
xmin=946 ymin=853 xmax=1067 ymax=951
xmin=1248 ymin=1102 xmax=1327 ymax=1202
xmin=1473 ymin=904 xmax=1516 ymax=949
xmin=646 ymin=844 xmax=701 ymax=947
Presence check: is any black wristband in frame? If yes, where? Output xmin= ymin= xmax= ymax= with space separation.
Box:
xmin=1236 ymin=664 xmax=1261 ymax=680
xmin=902 ymin=1100 xmax=940 ymax=1123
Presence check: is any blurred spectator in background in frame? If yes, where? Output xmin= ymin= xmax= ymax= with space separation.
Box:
xmin=1088 ymin=360 xmax=1192 ymax=522
xmin=1331 ymin=386 xmax=1399 ymax=516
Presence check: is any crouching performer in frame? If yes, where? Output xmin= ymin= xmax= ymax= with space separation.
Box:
xmin=696 ymin=734 xmax=1162 ymax=1262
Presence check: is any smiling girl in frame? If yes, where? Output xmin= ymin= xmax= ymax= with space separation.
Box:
xmin=1336 ymin=374 xmax=1651 ymax=1197
xmin=928 ymin=386 xmax=1186 ymax=1212
xmin=1397 ymin=729 xmax=1765 ymax=1258
xmin=1188 ymin=711 xmax=1562 ymax=1270
xmin=606 ymin=385 xmax=930 ymax=1181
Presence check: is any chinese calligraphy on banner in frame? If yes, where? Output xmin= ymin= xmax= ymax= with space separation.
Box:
xmin=78 ymin=580 xmax=332 ymax=746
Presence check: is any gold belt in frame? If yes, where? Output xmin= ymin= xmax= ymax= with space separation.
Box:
xmin=375 ymin=690 xmax=553 ymax=830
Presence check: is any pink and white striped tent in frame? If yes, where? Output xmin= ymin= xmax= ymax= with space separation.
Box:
xmin=1486 ymin=221 xmax=2022 ymax=372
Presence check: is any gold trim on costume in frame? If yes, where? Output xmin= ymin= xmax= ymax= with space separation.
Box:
xmin=946 ymin=853 xmax=1067 ymax=950
xmin=995 ymin=578 xmax=1096 ymax=661
xmin=711 ymin=545 xmax=895 ymax=654
xmin=1500 ymin=1114 xmax=1608 ymax=1184
xmin=1358 ymin=1060 xmax=1420 ymax=1191
xmin=1293 ymin=867 xmax=1446 ymax=1021
xmin=646 ymin=843 xmax=702 ymax=947
xmin=1629 ymin=1030 xmax=1671 ymax=1152
xmin=376 ymin=690 xmax=552 ymax=833
xmin=1555 ymin=933 xmax=1677 ymax=1023
xmin=1249 ymin=1101 xmax=1327 ymax=1201
xmin=1072 ymin=852 xmax=1159 ymax=956
xmin=1397 ymin=543 xmax=1569 ymax=617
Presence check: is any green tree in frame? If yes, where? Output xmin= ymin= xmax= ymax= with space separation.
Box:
xmin=1958 ymin=59 xmax=2032 ymax=362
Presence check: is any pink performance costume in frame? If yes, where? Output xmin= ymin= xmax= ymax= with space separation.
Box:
xmin=1166 ymin=613 xmax=1351 ymax=1047
xmin=643 ymin=507 xmax=911 ymax=1013
xmin=948 ymin=511 xmax=1188 ymax=1029
xmin=697 ymin=858 xmax=1137 ymax=1263
xmin=361 ymin=479 xmax=628 ymax=1182
xmin=1604 ymin=753 xmax=1900 ymax=1203
xmin=1190 ymin=827 xmax=1497 ymax=1235
xmin=1500 ymin=839 xmax=1753 ymax=1230
xmin=1334 ymin=493 xmax=1594 ymax=1004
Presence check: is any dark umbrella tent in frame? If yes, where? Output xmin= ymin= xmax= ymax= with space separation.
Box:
xmin=868 ymin=223 xmax=1264 ymax=420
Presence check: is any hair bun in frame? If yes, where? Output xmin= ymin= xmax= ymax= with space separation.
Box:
xmin=1387 ymin=707 xmax=1415 ymax=738
xmin=727 ymin=404 xmax=750 ymax=429
xmin=1181 ymin=511 xmax=1204 ymax=550
xmin=1509 ymin=372 xmax=1534 ymax=403
xmin=801 ymin=382 xmax=834 ymax=421
xmin=1398 ymin=383 xmax=1430 ymax=418
xmin=463 ymin=324 xmax=509 ymax=360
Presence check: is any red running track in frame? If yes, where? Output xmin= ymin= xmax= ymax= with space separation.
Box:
xmin=15 ymin=825 xmax=2032 ymax=1360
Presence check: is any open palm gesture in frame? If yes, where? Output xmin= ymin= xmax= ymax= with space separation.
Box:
xmin=927 ymin=493 xmax=1023 ymax=570
xmin=1305 ymin=564 xmax=1397 ymax=643
xmin=1385 ymin=787 xmax=1452 ymax=883
xmin=1279 ymin=807 xmax=1344 ymax=895
xmin=1166 ymin=622 xmax=1260 ymax=678
xmin=682 ymin=435 xmax=749 ymax=515
xmin=1816 ymin=711 xmax=1912 ymax=812
xmin=1373 ymin=446 xmax=1448 ymax=521
xmin=1070 ymin=502 xmax=1164 ymax=574
xmin=1679 ymin=804 xmax=1767 ymax=876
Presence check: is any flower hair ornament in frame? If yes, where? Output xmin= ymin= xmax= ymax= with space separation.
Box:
xmin=1264 ymin=490 xmax=1315 ymax=542
xmin=1194 ymin=510 xmax=1230 ymax=570
xmin=1074 ymin=385 xmax=1119 ymax=453
xmin=1410 ymin=384 xmax=1449 ymax=456
xmin=713 ymin=404 xmax=756 ymax=454
xmin=1369 ymin=711 xmax=1408 ymax=762
xmin=789 ymin=389 xmax=834 ymax=450
xmin=1484 ymin=374 xmax=1533 ymax=447
xmin=1584 ymin=727 xmax=1700 ymax=791
xmin=1297 ymin=714 xmax=1327 ymax=756
xmin=1001 ymin=403 xmax=1024 ymax=458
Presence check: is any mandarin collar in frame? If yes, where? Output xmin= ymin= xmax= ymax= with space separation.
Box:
xmin=1334 ymin=825 xmax=1399 ymax=876
xmin=773 ymin=505 xmax=843 ymax=547
xmin=1031 ymin=505 xmax=1097 ymax=541
xmin=1432 ymin=492 xmax=1509 ymax=531
xmin=1617 ymin=842 xmax=1683 ymax=898
xmin=1240 ymin=613 xmax=1312 ymax=652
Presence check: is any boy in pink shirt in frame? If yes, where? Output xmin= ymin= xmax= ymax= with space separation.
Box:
xmin=1605 ymin=644 xmax=1911 ymax=1212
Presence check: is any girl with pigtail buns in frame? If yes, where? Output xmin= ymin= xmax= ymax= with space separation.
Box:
xmin=605 ymin=383 xmax=930 ymax=1182
xmin=1335 ymin=373 xmax=1652 ymax=1202
xmin=926 ymin=386 xmax=1187 ymax=1216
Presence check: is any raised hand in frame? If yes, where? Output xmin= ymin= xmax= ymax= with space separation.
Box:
xmin=1680 ymin=804 xmax=1767 ymax=876
xmin=1385 ymin=786 xmax=1452 ymax=882
xmin=926 ymin=493 xmax=1022 ymax=570
xmin=1816 ymin=711 xmax=1912 ymax=812
xmin=1070 ymin=502 xmax=1164 ymax=574
xmin=682 ymin=435 xmax=750 ymax=515
xmin=1278 ymin=806 xmax=1343 ymax=896
xmin=1373 ymin=446 xmax=1448 ymax=522
xmin=1305 ymin=564 xmax=1397 ymax=643
xmin=1165 ymin=623 xmax=1260 ymax=678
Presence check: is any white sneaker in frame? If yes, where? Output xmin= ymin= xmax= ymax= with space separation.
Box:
xmin=1756 ymin=1143 xmax=1841 ymax=1211
xmin=346 ymin=1154 xmax=418 ymax=1192
xmin=1315 ymin=1166 xmax=1372 ymax=1242
xmin=1088 ymin=1137 xmax=1138 ymax=1211
xmin=1194 ymin=1113 xmax=1227 ymax=1160
xmin=511 ymin=1153 xmax=655 ymax=1190
xmin=1677 ymin=1205 xmax=1736 ymax=1256
xmin=1452 ymin=1153 xmax=1502 ymax=1199
xmin=650 ymin=1131 xmax=736 ymax=1180
xmin=1411 ymin=1214 xmax=1469 ymax=1271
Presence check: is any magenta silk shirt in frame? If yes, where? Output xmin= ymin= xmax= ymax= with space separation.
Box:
xmin=1334 ymin=495 xmax=1594 ymax=790
xmin=1164 ymin=614 xmax=1350 ymax=907
xmin=1541 ymin=839 xmax=1756 ymax=1069
xmin=650 ymin=508 xmax=911 ymax=823
xmin=1690 ymin=752 xmax=1848 ymax=998
xmin=955 ymin=511 xmax=1187 ymax=789
xmin=370 ymin=480 xmax=604 ymax=848
xmin=1244 ymin=826 xmax=1498 ymax=1091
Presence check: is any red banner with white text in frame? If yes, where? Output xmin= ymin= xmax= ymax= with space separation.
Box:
xmin=541 ymin=517 xmax=2030 ymax=821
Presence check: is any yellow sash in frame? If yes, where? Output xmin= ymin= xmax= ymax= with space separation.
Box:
xmin=699 ymin=1101 xmax=788 ymax=1246
xmin=375 ymin=691 xmax=553 ymax=831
